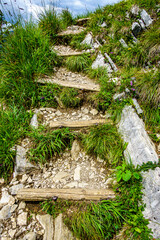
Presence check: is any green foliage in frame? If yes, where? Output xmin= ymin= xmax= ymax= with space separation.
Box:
xmin=60 ymin=88 xmax=81 ymax=108
xmin=87 ymin=67 xmax=108 ymax=80
xmin=142 ymin=105 xmax=160 ymax=133
xmin=136 ymin=69 xmax=160 ymax=108
xmin=28 ymin=128 xmax=75 ymax=164
xmin=82 ymin=124 xmax=124 ymax=166
xmin=60 ymin=9 xmax=74 ymax=29
xmin=70 ymin=31 xmax=88 ymax=50
xmin=71 ymin=200 xmax=124 ymax=240
xmin=66 ymin=54 xmax=91 ymax=72
xmin=116 ymin=162 xmax=141 ymax=182
xmin=133 ymin=0 xmax=159 ymax=9
xmin=0 ymin=106 xmax=31 ymax=178
xmin=38 ymin=7 xmax=61 ymax=40
xmin=0 ymin=21 xmax=57 ymax=79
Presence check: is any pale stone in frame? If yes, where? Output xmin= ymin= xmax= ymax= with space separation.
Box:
xmin=74 ymin=166 xmax=81 ymax=181
xmin=132 ymin=98 xmax=143 ymax=114
xmin=0 ymin=205 xmax=11 ymax=220
xmin=14 ymin=146 xmax=36 ymax=176
xmin=55 ymin=110 xmax=62 ymax=116
xmin=71 ymin=140 xmax=81 ymax=160
xmin=53 ymin=172 xmax=70 ymax=182
xmin=0 ymin=178 xmax=4 ymax=184
xmin=113 ymin=92 xmax=125 ymax=101
xmin=104 ymin=53 xmax=118 ymax=72
xmin=92 ymin=52 xmax=113 ymax=73
xmin=54 ymin=214 xmax=75 ymax=240
xmin=0 ymin=188 xmax=15 ymax=206
xmin=30 ymin=113 xmax=38 ymax=129
xmin=18 ymin=201 xmax=26 ymax=210
xmin=23 ymin=232 xmax=36 ymax=240
xmin=118 ymin=106 xmax=159 ymax=166
xmin=9 ymin=184 xmax=24 ymax=195
xmin=130 ymin=5 xmax=140 ymax=16
xmin=81 ymin=33 xmax=93 ymax=46
xmin=82 ymin=108 xmax=89 ymax=114
xmin=64 ymin=182 xmax=78 ymax=188
xmin=90 ymin=109 xmax=98 ymax=116
xmin=8 ymin=229 xmax=16 ymax=238
xmin=119 ymin=38 xmax=128 ymax=48
xmin=100 ymin=22 xmax=107 ymax=27
xmin=21 ymin=174 xmax=28 ymax=183
xmin=138 ymin=19 xmax=146 ymax=29
xmin=36 ymin=214 xmax=54 ymax=240
xmin=17 ymin=212 xmax=28 ymax=226
xmin=43 ymin=172 xmax=52 ymax=179
xmin=140 ymin=9 xmax=153 ymax=27
xmin=10 ymin=204 xmax=18 ymax=213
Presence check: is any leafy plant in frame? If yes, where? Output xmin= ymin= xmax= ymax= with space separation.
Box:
xmin=116 ymin=162 xmax=141 ymax=182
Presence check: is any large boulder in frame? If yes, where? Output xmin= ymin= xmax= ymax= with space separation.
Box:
xmin=118 ymin=106 xmax=159 ymax=166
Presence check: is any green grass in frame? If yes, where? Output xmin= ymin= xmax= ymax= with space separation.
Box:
xmin=82 ymin=124 xmax=125 ymax=166
xmin=60 ymin=88 xmax=81 ymax=108
xmin=60 ymin=9 xmax=74 ymax=29
xmin=0 ymin=106 xmax=31 ymax=179
xmin=28 ymin=128 xmax=75 ymax=164
xmin=65 ymin=54 xmax=91 ymax=72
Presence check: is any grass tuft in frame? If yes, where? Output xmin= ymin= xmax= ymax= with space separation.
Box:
xmin=66 ymin=54 xmax=91 ymax=72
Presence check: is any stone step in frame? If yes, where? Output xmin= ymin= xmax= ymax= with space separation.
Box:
xmin=52 ymin=45 xmax=83 ymax=57
xmin=75 ymin=17 xmax=91 ymax=26
xmin=49 ymin=119 xmax=107 ymax=129
xmin=57 ymin=26 xmax=85 ymax=36
xmin=17 ymin=188 xmax=115 ymax=201
xmin=37 ymin=67 xmax=100 ymax=91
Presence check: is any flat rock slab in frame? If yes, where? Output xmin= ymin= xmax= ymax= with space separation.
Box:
xmin=53 ymin=45 xmax=83 ymax=57
xmin=57 ymin=26 xmax=85 ymax=36
xmin=17 ymin=188 xmax=115 ymax=201
xmin=49 ymin=119 xmax=107 ymax=129
xmin=118 ymin=106 xmax=158 ymax=166
xmin=37 ymin=214 xmax=54 ymax=240
xmin=38 ymin=67 xmax=100 ymax=91
xmin=76 ymin=17 xmax=91 ymax=26
xmin=142 ymin=167 xmax=160 ymax=238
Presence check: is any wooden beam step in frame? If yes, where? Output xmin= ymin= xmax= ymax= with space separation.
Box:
xmin=58 ymin=52 xmax=83 ymax=57
xmin=17 ymin=188 xmax=115 ymax=201
xmin=49 ymin=119 xmax=107 ymax=129
xmin=37 ymin=79 xmax=100 ymax=92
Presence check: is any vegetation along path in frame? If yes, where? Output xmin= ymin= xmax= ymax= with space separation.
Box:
xmin=0 ymin=0 xmax=160 ymax=239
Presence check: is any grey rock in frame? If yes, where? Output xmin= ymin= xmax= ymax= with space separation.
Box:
xmin=0 ymin=178 xmax=4 ymax=185
xmin=119 ymin=38 xmax=128 ymax=48
xmin=9 ymin=184 xmax=24 ymax=195
xmin=30 ymin=113 xmax=38 ymax=129
xmin=104 ymin=53 xmax=118 ymax=72
xmin=17 ymin=212 xmax=28 ymax=226
xmin=53 ymin=172 xmax=70 ymax=182
xmin=100 ymin=22 xmax=107 ymax=27
xmin=140 ymin=9 xmax=153 ymax=27
xmin=0 ymin=205 xmax=11 ymax=220
xmin=142 ymin=168 xmax=160 ymax=238
xmin=131 ymin=33 xmax=138 ymax=44
xmin=71 ymin=140 xmax=81 ymax=160
xmin=90 ymin=109 xmax=98 ymax=116
xmin=130 ymin=5 xmax=140 ymax=16
xmin=132 ymin=98 xmax=143 ymax=114
xmin=10 ymin=204 xmax=18 ymax=213
xmin=81 ymin=33 xmax=93 ymax=46
xmin=36 ymin=214 xmax=54 ymax=240
xmin=0 ymin=188 xmax=15 ymax=206
xmin=18 ymin=201 xmax=26 ymax=210
xmin=113 ymin=92 xmax=125 ymax=101
xmin=14 ymin=146 xmax=37 ymax=176
xmin=8 ymin=229 xmax=16 ymax=238
xmin=118 ymin=106 xmax=159 ymax=166
xmin=54 ymin=213 xmax=75 ymax=240
xmin=74 ymin=166 xmax=81 ymax=181
xmin=132 ymin=22 xmax=142 ymax=36
xmin=92 ymin=52 xmax=113 ymax=73
xmin=138 ymin=19 xmax=146 ymax=30
xmin=23 ymin=232 xmax=36 ymax=240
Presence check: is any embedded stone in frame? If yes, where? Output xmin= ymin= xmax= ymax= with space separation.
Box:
xmin=71 ymin=140 xmax=81 ymax=160
xmin=74 ymin=166 xmax=81 ymax=181
xmin=53 ymin=172 xmax=70 ymax=182
xmin=140 ymin=9 xmax=153 ymax=27
xmin=118 ymin=106 xmax=159 ymax=166
xmin=36 ymin=214 xmax=54 ymax=240
xmin=17 ymin=212 xmax=28 ymax=226
xmin=9 ymin=184 xmax=24 ymax=195
xmin=23 ymin=232 xmax=37 ymax=240
xmin=119 ymin=38 xmax=128 ymax=48
xmin=92 ymin=52 xmax=112 ymax=73
xmin=113 ymin=92 xmax=125 ymax=101
xmin=8 ymin=229 xmax=16 ymax=238
xmin=0 ymin=205 xmax=11 ymax=220
xmin=132 ymin=98 xmax=143 ymax=115
xmin=130 ymin=5 xmax=140 ymax=16
xmin=132 ymin=22 xmax=142 ymax=36
xmin=90 ymin=109 xmax=98 ymax=116
xmin=30 ymin=113 xmax=38 ymax=129
xmin=81 ymin=33 xmax=93 ymax=46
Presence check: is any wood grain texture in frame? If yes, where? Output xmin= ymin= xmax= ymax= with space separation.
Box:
xmin=49 ymin=119 xmax=107 ymax=128
xmin=17 ymin=188 xmax=115 ymax=201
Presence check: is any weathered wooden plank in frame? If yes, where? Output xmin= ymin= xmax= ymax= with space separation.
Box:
xmin=37 ymin=79 xmax=100 ymax=92
xmin=58 ymin=52 xmax=83 ymax=57
xmin=49 ymin=119 xmax=106 ymax=129
xmin=17 ymin=188 xmax=115 ymax=201
xmin=76 ymin=18 xmax=91 ymax=26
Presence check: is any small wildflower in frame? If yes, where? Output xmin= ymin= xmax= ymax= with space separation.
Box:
xmin=128 ymin=48 xmax=131 ymax=50
xmin=41 ymin=97 xmax=44 ymax=99
xmin=110 ymin=52 xmax=113 ymax=54
xmin=131 ymin=88 xmax=135 ymax=91
xmin=130 ymin=81 xmax=133 ymax=86
xmin=53 ymin=196 xmax=58 ymax=201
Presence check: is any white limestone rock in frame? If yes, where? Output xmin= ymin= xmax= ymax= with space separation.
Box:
xmin=113 ymin=92 xmax=125 ymax=101
xmin=130 ymin=5 xmax=140 ymax=16
xmin=71 ymin=140 xmax=81 ymax=160
xmin=142 ymin=168 xmax=160 ymax=238
xmin=0 ymin=205 xmax=11 ymax=220
xmin=74 ymin=166 xmax=81 ymax=181
xmin=119 ymin=38 xmax=128 ymax=48
xmin=92 ymin=52 xmax=112 ymax=73
xmin=9 ymin=184 xmax=24 ymax=195
xmin=30 ymin=113 xmax=38 ymax=129
xmin=14 ymin=146 xmax=37 ymax=176
xmin=140 ymin=9 xmax=153 ymax=27
xmin=138 ymin=19 xmax=146 ymax=30
xmin=17 ymin=212 xmax=28 ymax=226
xmin=36 ymin=214 xmax=54 ymax=240
xmin=81 ymin=33 xmax=93 ymax=46
xmin=23 ymin=232 xmax=36 ymax=240
xmin=118 ymin=106 xmax=159 ymax=166
xmin=132 ymin=98 xmax=143 ymax=115
xmin=104 ymin=53 xmax=118 ymax=72
xmin=0 ymin=188 xmax=15 ymax=207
